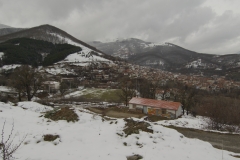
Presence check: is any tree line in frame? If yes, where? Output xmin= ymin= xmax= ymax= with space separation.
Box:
xmin=0 ymin=38 xmax=81 ymax=66
xmin=119 ymin=76 xmax=240 ymax=132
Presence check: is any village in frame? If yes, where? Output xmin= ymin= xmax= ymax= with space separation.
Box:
xmin=14 ymin=60 xmax=240 ymax=92
xmin=1 ymin=59 xmax=240 ymax=120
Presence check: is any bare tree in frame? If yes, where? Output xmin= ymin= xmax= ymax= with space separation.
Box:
xmin=119 ymin=79 xmax=136 ymax=106
xmin=8 ymin=75 xmax=24 ymax=102
xmin=1 ymin=121 xmax=27 ymax=160
xmin=10 ymin=65 xmax=43 ymax=101
xmin=59 ymin=81 xmax=68 ymax=96
xmin=138 ymin=79 xmax=160 ymax=99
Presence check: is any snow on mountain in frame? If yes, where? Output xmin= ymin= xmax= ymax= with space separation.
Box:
xmin=185 ymin=59 xmax=206 ymax=68
xmin=44 ymin=66 xmax=76 ymax=75
xmin=47 ymin=33 xmax=113 ymax=67
xmin=89 ymin=38 xmax=172 ymax=59
xmin=49 ymin=33 xmax=102 ymax=56
xmin=1 ymin=64 xmax=21 ymax=70
xmin=0 ymin=24 xmax=11 ymax=29
xmin=0 ymin=102 xmax=239 ymax=160
xmin=61 ymin=52 xmax=110 ymax=63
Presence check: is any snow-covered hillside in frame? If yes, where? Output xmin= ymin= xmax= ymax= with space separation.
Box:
xmin=0 ymin=102 xmax=238 ymax=160
xmin=185 ymin=59 xmax=206 ymax=69
xmin=89 ymin=38 xmax=170 ymax=59
xmin=47 ymin=33 xmax=115 ymax=67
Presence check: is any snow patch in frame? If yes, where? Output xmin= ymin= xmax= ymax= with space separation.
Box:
xmin=0 ymin=52 xmax=4 ymax=58
xmin=18 ymin=101 xmax=53 ymax=113
xmin=0 ymin=102 xmax=238 ymax=160
xmin=158 ymin=114 xmax=208 ymax=130
xmin=0 ymin=86 xmax=13 ymax=92
xmin=186 ymin=59 xmax=206 ymax=68
xmin=45 ymin=67 xmax=76 ymax=75
xmin=1 ymin=64 xmax=21 ymax=70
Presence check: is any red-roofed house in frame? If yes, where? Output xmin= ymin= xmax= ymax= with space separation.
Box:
xmin=128 ymin=97 xmax=182 ymax=119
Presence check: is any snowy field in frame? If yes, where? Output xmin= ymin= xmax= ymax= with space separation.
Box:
xmin=0 ymin=101 xmax=239 ymax=160
xmin=158 ymin=114 xmax=208 ymax=130
xmin=64 ymin=88 xmax=113 ymax=98
xmin=158 ymin=114 xmax=240 ymax=134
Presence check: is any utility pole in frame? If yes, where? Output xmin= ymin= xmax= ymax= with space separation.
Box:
xmin=222 ymin=140 xmax=223 ymax=160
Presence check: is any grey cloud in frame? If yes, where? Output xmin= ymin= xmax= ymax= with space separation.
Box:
xmin=0 ymin=0 xmax=240 ymax=54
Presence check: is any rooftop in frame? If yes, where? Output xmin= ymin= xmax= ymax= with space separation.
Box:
xmin=129 ymin=97 xmax=181 ymax=111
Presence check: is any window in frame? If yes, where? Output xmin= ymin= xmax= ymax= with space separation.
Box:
xmin=162 ymin=109 xmax=166 ymax=114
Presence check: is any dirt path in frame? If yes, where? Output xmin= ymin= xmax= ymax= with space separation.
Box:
xmin=87 ymin=107 xmax=145 ymax=118
xmin=167 ymin=126 xmax=240 ymax=153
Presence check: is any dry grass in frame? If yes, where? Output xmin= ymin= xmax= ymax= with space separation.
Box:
xmin=43 ymin=134 xmax=59 ymax=141
xmin=44 ymin=107 xmax=78 ymax=122
xmin=123 ymin=118 xmax=153 ymax=136
xmin=230 ymin=154 xmax=240 ymax=158
xmin=87 ymin=107 xmax=145 ymax=119
xmin=144 ymin=115 xmax=169 ymax=122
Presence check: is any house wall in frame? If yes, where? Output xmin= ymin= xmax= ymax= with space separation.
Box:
xmin=147 ymin=107 xmax=175 ymax=119
xmin=129 ymin=104 xmax=133 ymax=109
xmin=136 ymin=104 xmax=143 ymax=109
xmin=129 ymin=103 xmax=181 ymax=119
xmin=129 ymin=104 xmax=143 ymax=109
xmin=176 ymin=105 xmax=182 ymax=118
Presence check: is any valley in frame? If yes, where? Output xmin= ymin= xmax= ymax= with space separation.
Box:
xmin=0 ymin=24 xmax=240 ymax=160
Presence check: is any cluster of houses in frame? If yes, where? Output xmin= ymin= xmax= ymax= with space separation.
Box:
xmin=2 ymin=59 xmax=240 ymax=119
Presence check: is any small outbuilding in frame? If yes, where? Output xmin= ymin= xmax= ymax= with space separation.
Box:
xmin=42 ymin=81 xmax=60 ymax=93
xmin=128 ymin=97 xmax=182 ymax=119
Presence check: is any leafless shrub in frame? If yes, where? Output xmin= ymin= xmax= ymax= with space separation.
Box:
xmin=198 ymin=97 xmax=240 ymax=132
xmin=0 ymin=120 xmax=27 ymax=160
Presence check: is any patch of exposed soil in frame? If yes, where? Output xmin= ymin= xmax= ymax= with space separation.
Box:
xmin=44 ymin=107 xmax=78 ymax=122
xmin=126 ymin=154 xmax=143 ymax=160
xmin=123 ymin=118 xmax=153 ymax=136
xmin=87 ymin=107 xmax=145 ymax=119
xmin=43 ymin=134 xmax=59 ymax=141
xmin=144 ymin=115 xmax=169 ymax=122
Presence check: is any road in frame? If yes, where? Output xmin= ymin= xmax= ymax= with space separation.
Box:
xmin=167 ymin=125 xmax=240 ymax=153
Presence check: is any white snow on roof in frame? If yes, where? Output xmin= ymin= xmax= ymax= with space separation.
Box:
xmin=1 ymin=64 xmax=21 ymax=70
xmin=0 ymin=102 xmax=238 ymax=160
xmin=0 ymin=52 xmax=4 ymax=58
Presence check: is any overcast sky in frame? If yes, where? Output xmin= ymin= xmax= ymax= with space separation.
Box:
xmin=1 ymin=0 xmax=240 ymax=54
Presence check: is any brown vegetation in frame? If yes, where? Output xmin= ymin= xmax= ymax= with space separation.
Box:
xmin=123 ymin=118 xmax=153 ymax=136
xmin=43 ymin=134 xmax=59 ymax=141
xmin=195 ymin=96 xmax=240 ymax=132
xmin=87 ymin=107 xmax=145 ymax=119
xmin=44 ymin=107 xmax=78 ymax=122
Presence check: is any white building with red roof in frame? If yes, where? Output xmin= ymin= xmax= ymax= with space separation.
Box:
xmin=128 ymin=97 xmax=182 ymax=119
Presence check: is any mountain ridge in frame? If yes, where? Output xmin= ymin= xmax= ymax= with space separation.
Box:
xmin=0 ymin=24 xmax=120 ymax=69
xmin=90 ymin=38 xmax=240 ymax=79
xmin=0 ymin=24 xmax=11 ymax=29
